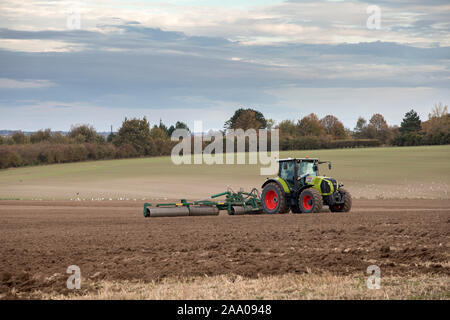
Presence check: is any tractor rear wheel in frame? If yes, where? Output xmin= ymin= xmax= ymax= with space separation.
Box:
xmin=261 ymin=183 xmax=289 ymax=214
xmin=330 ymin=188 xmax=352 ymax=212
xmin=298 ymin=188 xmax=323 ymax=213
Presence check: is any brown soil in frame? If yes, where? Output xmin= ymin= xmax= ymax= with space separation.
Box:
xmin=0 ymin=199 xmax=449 ymax=299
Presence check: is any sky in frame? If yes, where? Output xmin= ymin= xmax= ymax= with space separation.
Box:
xmin=0 ymin=0 xmax=449 ymax=132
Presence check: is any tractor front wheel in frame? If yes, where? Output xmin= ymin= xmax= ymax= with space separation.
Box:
xmin=261 ymin=183 xmax=289 ymax=214
xmin=330 ymin=188 xmax=352 ymax=212
xmin=298 ymin=188 xmax=323 ymax=213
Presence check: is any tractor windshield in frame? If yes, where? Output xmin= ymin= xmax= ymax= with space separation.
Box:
xmin=298 ymin=161 xmax=317 ymax=176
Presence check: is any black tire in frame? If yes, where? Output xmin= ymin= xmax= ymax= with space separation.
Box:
xmin=298 ymin=188 xmax=323 ymax=213
xmin=329 ymin=188 xmax=352 ymax=212
xmin=261 ymin=182 xmax=289 ymax=214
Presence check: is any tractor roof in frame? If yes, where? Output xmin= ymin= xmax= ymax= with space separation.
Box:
xmin=277 ymin=157 xmax=319 ymax=162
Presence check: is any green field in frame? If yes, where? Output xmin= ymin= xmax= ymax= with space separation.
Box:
xmin=0 ymin=145 xmax=449 ymax=200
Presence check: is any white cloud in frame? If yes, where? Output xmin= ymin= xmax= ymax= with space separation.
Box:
xmin=0 ymin=1 xmax=448 ymax=131
xmin=0 ymin=0 xmax=449 ymax=49
xmin=0 ymin=39 xmax=84 ymax=53
xmin=0 ymin=78 xmax=55 ymax=89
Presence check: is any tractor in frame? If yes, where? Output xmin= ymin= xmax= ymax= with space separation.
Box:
xmin=261 ymin=158 xmax=352 ymax=214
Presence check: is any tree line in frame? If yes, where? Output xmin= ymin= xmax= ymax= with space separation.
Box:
xmin=0 ymin=103 xmax=448 ymax=169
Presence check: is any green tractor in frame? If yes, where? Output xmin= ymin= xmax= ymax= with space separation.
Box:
xmin=261 ymin=158 xmax=351 ymax=214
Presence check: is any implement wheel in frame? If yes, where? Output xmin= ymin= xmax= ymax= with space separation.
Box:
xmin=330 ymin=188 xmax=352 ymax=212
xmin=299 ymin=188 xmax=323 ymax=213
xmin=261 ymin=182 xmax=289 ymax=214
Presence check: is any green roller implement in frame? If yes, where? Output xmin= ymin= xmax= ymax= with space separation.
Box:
xmin=143 ymin=188 xmax=262 ymax=218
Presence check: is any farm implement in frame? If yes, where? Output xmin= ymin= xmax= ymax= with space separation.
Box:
xmin=143 ymin=157 xmax=352 ymax=218
xmin=143 ymin=188 xmax=263 ymax=217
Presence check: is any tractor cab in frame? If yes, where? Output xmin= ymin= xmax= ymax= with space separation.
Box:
xmin=278 ymin=158 xmax=327 ymax=190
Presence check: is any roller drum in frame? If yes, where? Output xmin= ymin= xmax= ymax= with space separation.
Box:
xmin=231 ymin=206 xmax=246 ymax=215
xmin=146 ymin=206 xmax=190 ymax=217
xmin=189 ymin=206 xmax=219 ymax=216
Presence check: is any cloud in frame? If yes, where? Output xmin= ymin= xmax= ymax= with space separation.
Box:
xmin=0 ymin=38 xmax=84 ymax=52
xmin=0 ymin=1 xmax=448 ymax=131
xmin=0 ymin=0 xmax=449 ymax=46
xmin=0 ymin=78 xmax=55 ymax=89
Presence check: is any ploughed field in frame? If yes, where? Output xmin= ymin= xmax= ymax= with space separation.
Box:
xmin=0 ymin=199 xmax=449 ymax=299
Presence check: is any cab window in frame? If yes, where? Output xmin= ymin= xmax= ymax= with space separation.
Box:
xmin=280 ymin=161 xmax=295 ymax=186
xmin=298 ymin=161 xmax=317 ymax=176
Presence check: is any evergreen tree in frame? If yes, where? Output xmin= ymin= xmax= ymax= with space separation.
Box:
xmin=400 ymin=109 xmax=421 ymax=133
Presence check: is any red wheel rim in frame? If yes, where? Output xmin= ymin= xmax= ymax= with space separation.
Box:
xmin=265 ymin=190 xmax=278 ymax=210
xmin=302 ymin=194 xmax=313 ymax=210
